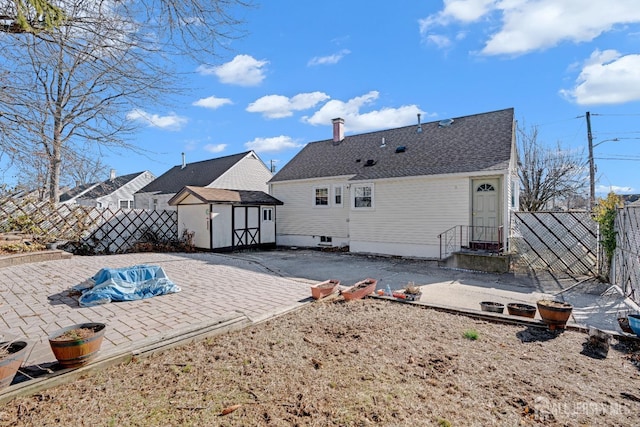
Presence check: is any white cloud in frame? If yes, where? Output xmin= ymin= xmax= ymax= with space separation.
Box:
xmin=246 ymin=92 xmax=330 ymax=119
xmin=302 ymin=91 xmax=425 ymax=133
xmin=596 ymin=184 xmax=634 ymax=194
xmin=426 ymin=34 xmax=452 ymax=49
xmin=126 ymin=109 xmax=187 ymax=130
xmin=560 ymin=50 xmax=640 ymax=105
xmin=196 ymin=54 xmax=268 ymax=86
xmin=420 ymin=0 xmax=640 ymax=56
xmin=244 ymin=136 xmax=302 ymax=152
xmin=308 ymin=49 xmax=351 ymax=66
xmin=203 ymin=143 xmax=227 ymax=153
xmin=192 ymin=96 xmax=233 ymax=109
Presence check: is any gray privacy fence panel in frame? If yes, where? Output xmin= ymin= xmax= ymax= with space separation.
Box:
xmin=0 ymin=198 xmax=177 ymax=254
xmin=511 ymin=211 xmax=598 ymax=276
xmin=611 ymin=206 xmax=640 ymax=303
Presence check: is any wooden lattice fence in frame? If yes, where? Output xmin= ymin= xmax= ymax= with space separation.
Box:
xmin=0 ymin=198 xmax=177 ymax=254
xmin=611 ymin=205 xmax=640 ymax=303
xmin=510 ymin=211 xmax=598 ymax=276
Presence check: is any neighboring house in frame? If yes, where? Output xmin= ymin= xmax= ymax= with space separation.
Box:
xmin=60 ymin=170 xmax=155 ymax=209
xmin=168 ymin=186 xmax=282 ymax=251
xmin=269 ymin=108 xmax=519 ymax=259
xmin=135 ymin=151 xmax=273 ymax=211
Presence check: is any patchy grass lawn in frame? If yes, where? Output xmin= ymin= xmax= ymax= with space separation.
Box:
xmin=2 ymin=299 xmax=639 ymax=426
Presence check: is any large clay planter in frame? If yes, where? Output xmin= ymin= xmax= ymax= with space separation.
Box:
xmin=48 ymin=322 xmax=106 ymax=368
xmin=537 ymin=300 xmax=573 ymax=330
xmin=342 ymin=278 xmax=377 ymax=301
xmin=507 ymin=303 xmax=537 ymax=318
xmin=480 ymin=301 xmax=505 ymax=313
xmin=0 ymin=341 xmax=28 ymax=390
xmin=311 ymin=279 xmax=340 ymax=300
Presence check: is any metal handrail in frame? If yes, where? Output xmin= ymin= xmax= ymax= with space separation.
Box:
xmin=438 ymin=225 xmax=504 ymax=260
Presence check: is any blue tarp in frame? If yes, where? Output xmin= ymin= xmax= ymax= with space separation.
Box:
xmin=73 ymin=265 xmax=181 ymax=307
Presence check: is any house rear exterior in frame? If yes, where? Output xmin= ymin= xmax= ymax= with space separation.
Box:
xmin=269 ymin=108 xmax=519 ymax=259
xmin=60 ymin=170 xmax=155 ymax=209
xmin=134 ymin=151 xmax=273 ymax=210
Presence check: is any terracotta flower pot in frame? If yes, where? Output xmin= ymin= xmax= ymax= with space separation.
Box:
xmin=342 ymin=278 xmax=377 ymax=301
xmin=310 ymin=279 xmax=340 ymax=300
xmin=0 ymin=341 xmax=28 ymax=390
xmin=536 ymin=300 xmax=573 ymax=330
xmin=507 ymin=303 xmax=537 ymax=318
xmin=48 ymin=322 xmax=106 ymax=368
xmin=480 ymin=301 xmax=505 ymax=313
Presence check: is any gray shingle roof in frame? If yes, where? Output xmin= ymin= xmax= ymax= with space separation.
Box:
xmin=78 ymin=171 xmax=147 ymax=199
xmin=138 ymin=151 xmax=251 ymax=195
xmin=270 ymin=108 xmax=514 ymax=183
xmin=168 ymin=186 xmax=283 ymax=206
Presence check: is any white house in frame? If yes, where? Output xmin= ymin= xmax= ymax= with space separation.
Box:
xmin=60 ymin=170 xmax=155 ymax=209
xmin=135 ymin=151 xmax=273 ymax=211
xmin=269 ymin=108 xmax=519 ymax=259
xmin=168 ymin=186 xmax=282 ymax=251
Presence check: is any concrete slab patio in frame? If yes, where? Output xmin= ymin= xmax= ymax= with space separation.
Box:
xmin=1 ymin=248 xmax=638 ymax=401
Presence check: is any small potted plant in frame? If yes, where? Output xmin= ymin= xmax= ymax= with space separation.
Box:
xmin=48 ymin=322 xmax=106 ymax=368
xmin=402 ymin=283 xmax=422 ymax=301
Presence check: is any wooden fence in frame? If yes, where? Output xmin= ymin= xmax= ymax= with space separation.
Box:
xmin=510 ymin=211 xmax=598 ymax=276
xmin=0 ymin=198 xmax=177 ymax=254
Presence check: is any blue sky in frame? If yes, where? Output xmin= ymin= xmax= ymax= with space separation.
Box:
xmin=79 ymin=1 xmax=640 ymax=196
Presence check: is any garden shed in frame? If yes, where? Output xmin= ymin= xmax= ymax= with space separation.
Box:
xmin=168 ymin=186 xmax=283 ymax=251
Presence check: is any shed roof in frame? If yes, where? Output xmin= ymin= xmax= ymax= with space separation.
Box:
xmin=270 ymin=108 xmax=514 ymax=183
xmin=168 ymin=186 xmax=283 ymax=206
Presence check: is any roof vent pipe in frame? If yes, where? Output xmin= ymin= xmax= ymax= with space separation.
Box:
xmin=417 ymin=113 xmax=423 ymax=133
xmin=181 ymin=152 xmax=186 ymax=169
xmin=110 ymin=169 xmax=116 ymax=181
xmin=332 ymin=118 xmax=344 ymax=143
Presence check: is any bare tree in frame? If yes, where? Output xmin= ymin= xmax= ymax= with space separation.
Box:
xmin=518 ymin=123 xmax=587 ymax=211
xmin=0 ymin=0 xmax=250 ymax=202
xmin=62 ymin=151 xmax=108 ymax=187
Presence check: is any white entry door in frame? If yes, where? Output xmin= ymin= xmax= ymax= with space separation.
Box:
xmin=472 ymin=178 xmax=500 ymax=242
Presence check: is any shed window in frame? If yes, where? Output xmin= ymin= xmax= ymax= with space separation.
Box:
xmin=314 ymin=187 xmax=329 ymax=206
xmin=477 ymin=183 xmax=495 ymax=192
xmin=353 ymin=184 xmax=373 ymax=209
xmin=263 ymin=208 xmax=273 ymax=221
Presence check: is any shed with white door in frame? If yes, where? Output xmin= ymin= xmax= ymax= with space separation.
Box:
xmin=168 ymin=186 xmax=283 ymax=251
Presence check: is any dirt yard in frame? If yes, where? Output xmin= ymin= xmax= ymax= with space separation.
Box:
xmin=2 ymin=298 xmax=639 ymax=426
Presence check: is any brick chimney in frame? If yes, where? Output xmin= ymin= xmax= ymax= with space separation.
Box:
xmin=332 ymin=118 xmax=344 ymax=143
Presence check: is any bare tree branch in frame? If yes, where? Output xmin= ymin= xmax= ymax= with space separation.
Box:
xmin=518 ymin=122 xmax=588 ymax=211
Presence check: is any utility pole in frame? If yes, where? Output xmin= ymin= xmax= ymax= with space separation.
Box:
xmin=586 ymin=111 xmax=595 ymax=211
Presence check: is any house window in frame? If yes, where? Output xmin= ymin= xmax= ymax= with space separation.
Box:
xmin=353 ymin=184 xmax=373 ymax=208
xmin=314 ymin=187 xmax=329 ymax=206
xmin=150 ymin=198 xmax=158 ymax=210
xmin=263 ymin=208 xmax=273 ymax=221
xmin=477 ymin=183 xmax=495 ymax=192
xmin=119 ymin=200 xmax=132 ymax=209
xmin=96 ymin=202 xmax=103 ymax=208
xmin=334 ymin=186 xmax=343 ymax=206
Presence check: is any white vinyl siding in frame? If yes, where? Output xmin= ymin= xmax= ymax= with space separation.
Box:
xmin=211 ymin=153 xmax=272 ymax=192
xmin=349 ymin=176 xmax=470 ymax=248
xmin=271 ymin=179 xmax=348 ymax=238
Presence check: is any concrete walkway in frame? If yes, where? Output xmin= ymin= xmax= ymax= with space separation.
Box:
xmin=1 ymin=249 xmax=638 ymax=400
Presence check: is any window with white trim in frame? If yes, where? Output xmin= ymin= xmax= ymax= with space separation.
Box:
xmin=334 ymin=185 xmax=343 ymax=206
xmin=119 ymin=200 xmax=133 ymax=209
xmin=314 ymin=187 xmax=329 ymax=206
xmin=150 ymin=198 xmax=158 ymax=210
xmin=263 ymin=208 xmax=273 ymax=221
xmin=353 ymin=184 xmax=373 ymax=208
